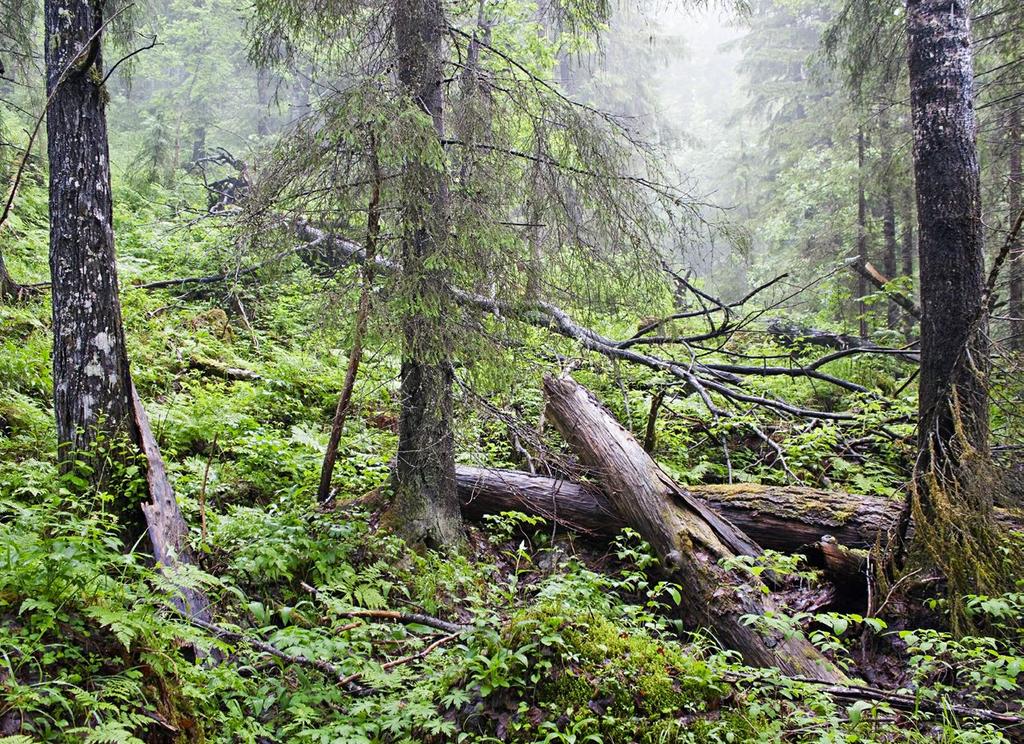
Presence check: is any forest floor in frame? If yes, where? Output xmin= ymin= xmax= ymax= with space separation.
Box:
xmin=2 ymin=179 xmax=1022 ymax=742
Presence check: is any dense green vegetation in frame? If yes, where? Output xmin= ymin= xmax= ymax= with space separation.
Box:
xmin=3 ymin=0 xmax=1024 ymax=741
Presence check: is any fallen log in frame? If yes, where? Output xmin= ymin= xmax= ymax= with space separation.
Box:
xmin=131 ymin=384 xmax=211 ymax=623
xmin=541 ymin=375 xmax=847 ymax=682
xmin=456 ymin=466 xmax=1024 ymax=554
xmin=455 ymin=466 xmax=896 ymax=551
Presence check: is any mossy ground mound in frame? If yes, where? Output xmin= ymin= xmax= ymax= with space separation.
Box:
xmin=459 ymin=604 xmax=753 ymax=743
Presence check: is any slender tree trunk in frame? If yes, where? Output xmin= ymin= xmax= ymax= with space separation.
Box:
xmin=191 ymin=125 xmax=206 ymax=162
xmin=882 ymin=195 xmax=899 ymax=330
xmin=256 ymin=67 xmax=273 ymax=136
xmin=857 ymin=125 xmax=869 ymax=337
xmin=45 ymin=0 xmax=137 ymax=508
xmin=906 ymin=0 xmax=999 ymax=618
xmin=317 ymin=142 xmax=381 ymax=503
xmin=1009 ymin=108 xmax=1022 ymax=350
xmin=881 ymin=115 xmax=899 ymax=331
xmin=389 ymin=0 xmax=464 ymax=550
xmin=901 ymin=186 xmax=916 ymax=338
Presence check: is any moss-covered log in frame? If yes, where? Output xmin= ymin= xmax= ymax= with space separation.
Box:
xmin=541 ymin=375 xmax=847 ymax=683
xmin=457 ymin=467 xmax=894 ymax=550
xmin=456 ymin=467 xmax=1022 ymax=551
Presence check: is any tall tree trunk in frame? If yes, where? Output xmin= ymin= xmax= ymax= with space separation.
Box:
xmin=901 ymin=186 xmax=916 ymax=338
xmin=881 ymin=115 xmax=899 ymax=331
xmin=190 ymin=125 xmax=206 ymax=162
xmin=882 ymin=195 xmax=899 ymax=330
xmin=45 ymin=0 xmax=137 ymax=509
xmin=256 ymin=67 xmax=273 ymax=136
xmin=906 ymin=0 xmax=999 ymax=620
xmin=44 ymin=0 xmax=210 ymax=622
xmin=389 ymin=0 xmax=464 ymax=550
xmin=1009 ymin=107 xmax=1022 ymax=350
xmin=857 ymin=125 xmax=869 ymax=337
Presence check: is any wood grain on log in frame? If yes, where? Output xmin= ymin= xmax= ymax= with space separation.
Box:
xmin=541 ymin=375 xmax=846 ymax=683
xmin=457 ymin=466 xmax=898 ymax=551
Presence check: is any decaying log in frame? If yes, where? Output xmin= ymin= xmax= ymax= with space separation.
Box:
xmin=456 ymin=466 xmax=1023 ymax=552
xmin=541 ymin=375 xmax=847 ymax=683
xmin=455 ymin=465 xmax=895 ymax=551
xmin=188 ymin=355 xmax=262 ymax=381
xmin=131 ymin=385 xmax=211 ymax=623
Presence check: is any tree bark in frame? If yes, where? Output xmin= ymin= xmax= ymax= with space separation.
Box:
xmin=455 ymin=465 xmax=1023 ymax=551
xmin=389 ymin=0 xmax=464 ymax=550
xmin=456 ymin=466 xmax=898 ymax=549
xmin=43 ymin=0 xmax=211 ymax=624
xmin=542 ymin=375 xmax=846 ymax=682
xmin=857 ymin=125 xmax=869 ymax=338
xmin=882 ymin=199 xmax=899 ymax=331
xmin=881 ymin=116 xmax=900 ymax=332
xmin=909 ymin=0 xmax=990 ymax=467
xmin=901 ymin=187 xmax=916 ymax=339
xmin=0 ymin=250 xmax=24 ymax=301
xmin=906 ymin=0 xmax=999 ymax=611
xmin=1009 ymin=107 xmax=1022 ymax=350
xmin=45 ymin=0 xmax=137 ymax=506
xmin=132 ymin=385 xmax=211 ymax=622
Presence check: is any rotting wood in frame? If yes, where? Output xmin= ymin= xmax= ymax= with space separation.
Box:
xmin=132 ymin=384 xmax=212 ymax=623
xmin=455 ymin=465 xmax=1023 ymax=552
xmin=542 ymin=375 xmax=847 ymax=682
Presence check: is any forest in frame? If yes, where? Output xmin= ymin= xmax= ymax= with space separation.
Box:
xmin=2 ymin=0 xmax=1024 ymax=740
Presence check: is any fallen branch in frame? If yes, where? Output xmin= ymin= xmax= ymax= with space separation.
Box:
xmin=186 ymin=616 xmax=369 ymax=694
xmin=727 ymin=671 xmax=1024 ymax=730
xmin=338 ymin=632 xmax=460 ymax=686
xmin=848 ymin=259 xmax=921 ymax=320
xmin=299 ymin=582 xmax=469 ymax=634
xmin=132 ymin=384 xmax=212 ymax=624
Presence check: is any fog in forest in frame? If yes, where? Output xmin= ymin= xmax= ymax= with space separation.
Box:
xmin=3 ymin=0 xmax=1024 ymax=740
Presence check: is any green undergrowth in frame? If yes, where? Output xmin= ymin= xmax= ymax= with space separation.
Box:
xmin=2 ymin=485 xmax=1017 ymax=742
xmin=2 ymin=178 xmax=1021 ymax=741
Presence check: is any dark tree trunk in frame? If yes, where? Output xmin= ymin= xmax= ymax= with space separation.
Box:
xmin=190 ymin=125 xmax=206 ymax=162
xmin=1009 ymin=108 xmax=1022 ymax=350
xmin=883 ymin=194 xmax=899 ymax=330
xmin=543 ymin=376 xmax=846 ymax=682
xmin=43 ymin=1 xmax=210 ymax=621
xmin=908 ymin=0 xmax=990 ymax=469
xmin=901 ymin=187 xmax=916 ymax=338
xmin=857 ymin=125 xmax=869 ymax=337
xmin=906 ymin=0 xmax=999 ymax=612
xmin=45 ymin=0 xmax=137 ymax=513
xmin=881 ymin=116 xmax=899 ymax=331
xmin=389 ymin=0 xmax=464 ymax=550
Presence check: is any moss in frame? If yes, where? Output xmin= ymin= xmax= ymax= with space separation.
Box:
xmin=498 ymin=603 xmax=754 ymax=743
